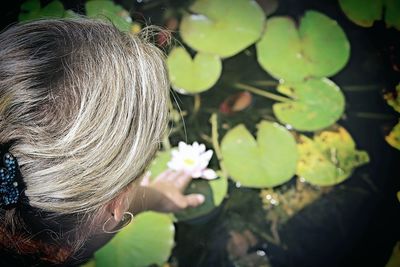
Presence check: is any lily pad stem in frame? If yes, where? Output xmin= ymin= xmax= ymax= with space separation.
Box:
xmin=193 ymin=94 xmax=201 ymax=115
xmin=234 ymin=83 xmax=291 ymax=103
xmin=252 ymin=80 xmax=279 ymax=87
xmin=162 ymin=133 xmax=171 ymax=151
xmin=210 ymin=113 xmax=228 ymax=177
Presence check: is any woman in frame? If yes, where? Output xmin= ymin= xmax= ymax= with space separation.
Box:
xmin=0 ymin=17 xmax=204 ymax=266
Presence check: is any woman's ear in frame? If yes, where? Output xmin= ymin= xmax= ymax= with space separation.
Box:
xmin=106 ymin=189 xmax=131 ymax=222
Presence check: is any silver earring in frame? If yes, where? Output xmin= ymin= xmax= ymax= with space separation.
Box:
xmin=102 ymin=211 xmax=134 ymax=234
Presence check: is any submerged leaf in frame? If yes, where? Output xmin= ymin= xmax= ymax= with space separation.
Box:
xmin=221 ymin=121 xmax=298 ymax=188
xmin=220 ymin=92 xmax=253 ymax=115
xmin=167 ymin=47 xmax=222 ymax=94
xmin=273 ymin=78 xmax=345 ymax=131
xmin=256 ymin=10 xmax=350 ymax=82
xmin=180 ymin=0 xmax=265 ymax=58
xmin=95 ymin=212 xmax=175 ymax=267
xmin=297 ymin=127 xmax=369 ymax=186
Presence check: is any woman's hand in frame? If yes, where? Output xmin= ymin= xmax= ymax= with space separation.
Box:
xmin=128 ymin=170 xmax=205 ymax=214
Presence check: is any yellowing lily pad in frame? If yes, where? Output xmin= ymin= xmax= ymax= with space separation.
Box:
xmin=220 ymin=121 xmax=298 ymax=188
xmin=167 ymin=47 xmax=222 ymax=94
xmin=256 ymin=11 xmax=350 ymax=82
xmin=273 ymin=78 xmax=345 ymax=131
xmin=86 ymin=0 xmax=132 ymax=32
xmin=148 ymin=149 xmax=228 ymax=221
xmin=386 ymin=121 xmax=400 ymax=150
xmin=297 ymin=127 xmax=369 ymax=186
xmin=339 ymin=0 xmax=400 ymax=30
xmin=95 ymin=211 xmax=175 ymax=267
xmin=385 ymin=242 xmax=400 ymax=267
xmin=180 ymin=0 xmax=265 ymax=58
xmin=384 ymin=83 xmax=400 ymax=113
xmin=18 ymin=0 xmax=65 ymax=21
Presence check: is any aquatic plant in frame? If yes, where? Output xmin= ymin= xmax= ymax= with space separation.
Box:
xmin=167 ymin=141 xmax=217 ymax=179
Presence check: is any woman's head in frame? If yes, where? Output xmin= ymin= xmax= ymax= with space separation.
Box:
xmin=0 ymin=17 xmax=170 ymax=258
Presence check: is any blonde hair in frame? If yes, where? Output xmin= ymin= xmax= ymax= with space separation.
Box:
xmin=0 ymin=17 xmax=170 ymax=254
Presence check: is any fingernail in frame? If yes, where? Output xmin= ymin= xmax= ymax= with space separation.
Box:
xmin=197 ymin=194 xmax=205 ymax=203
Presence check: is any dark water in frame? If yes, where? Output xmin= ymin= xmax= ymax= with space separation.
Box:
xmin=167 ymin=1 xmax=400 ymax=267
xmin=1 ymin=1 xmax=400 ymax=267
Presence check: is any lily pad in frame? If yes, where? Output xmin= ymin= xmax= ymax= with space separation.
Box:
xmin=18 ymin=0 xmax=65 ymax=21
xmin=180 ymin=0 xmax=265 ymax=58
xmin=273 ymin=78 xmax=345 ymax=131
xmin=296 ymin=127 xmax=369 ymax=186
xmin=220 ymin=121 xmax=298 ymax=188
xmin=167 ymin=47 xmax=222 ymax=94
xmin=95 ymin=211 xmax=175 ymax=267
xmin=339 ymin=0 xmax=400 ymax=30
xmin=384 ymin=83 xmax=400 ymax=113
xmin=148 ymin=149 xmax=228 ymax=221
xmin=386 ymin=121 xmax=400 ymax=150
xmin=86 ymin=0 xmax=132 ymax=32
xmin=175 ymin=174 xmax=228 ymax=221
xmin=256 ymin=10 xmax=350 ymax=82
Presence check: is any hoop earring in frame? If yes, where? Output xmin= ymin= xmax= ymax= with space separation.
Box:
xmin=102 ymin=211 xmax=134 ymax=234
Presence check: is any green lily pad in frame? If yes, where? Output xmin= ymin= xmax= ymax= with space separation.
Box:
xmin=19 ymin=0 xmax=65 ymax=21
xmin=148 ymin=149 xmax=228 ymax=221
xmin=339 ymin=0 xmax=400 ymax=30
xmin=86 ymin=0 xmax=132 ymax=32
xmin=167 ymin=47 xmax=222 ymax=94
xmin=256 ymin=10 xmax=350 ymax=82
xmin=273 ymin=78 xmax=345 ymax=131
xmin=95 ymin=211 xmax=175 ymax=267
xmin=297 ymin=127 xmax=369 ymax=186
xmin=220 ymin=121 xmax=298 ymax=188
xmin=386 ymin=120 xmax=400 ymax=150
xmin=180 ymin=0 xmax=265 ymax=58
xmin=175 ymin=175 xmax=228 ymax=221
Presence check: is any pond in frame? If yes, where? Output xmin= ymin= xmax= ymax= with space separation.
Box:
xmin=1 ymin=0 xmax=400 ymax=267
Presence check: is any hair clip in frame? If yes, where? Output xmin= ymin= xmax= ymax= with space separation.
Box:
xmin=0 ymin=148 xmax=23 ymax=207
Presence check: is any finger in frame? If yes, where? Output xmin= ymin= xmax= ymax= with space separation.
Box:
xmin=165 ymin=170 xmax=183 ymax=182
xmin=174 ymin=172 xmax=193 ymax=191
xmin=185 ymin=194 xmax=205 ymax=208
xmin=154 ymin=169 xmax=174 ymax=182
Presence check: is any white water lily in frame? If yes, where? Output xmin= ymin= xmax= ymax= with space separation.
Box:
xmin=167 ymin=141 xmax=218 ymax=180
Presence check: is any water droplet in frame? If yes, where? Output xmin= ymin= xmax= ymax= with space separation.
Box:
xmin=270 ymin=199 xmax=278 ymax=205
xmin=256 ymin=250 xmax=266 ymax=256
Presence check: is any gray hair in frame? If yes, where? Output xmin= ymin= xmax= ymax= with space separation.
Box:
xmin=0 ymin=18 xmax=169 ymax=215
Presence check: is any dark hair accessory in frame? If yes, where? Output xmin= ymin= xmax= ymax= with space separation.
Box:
xmin=0 ymin=148 xmax=23 ymax=207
